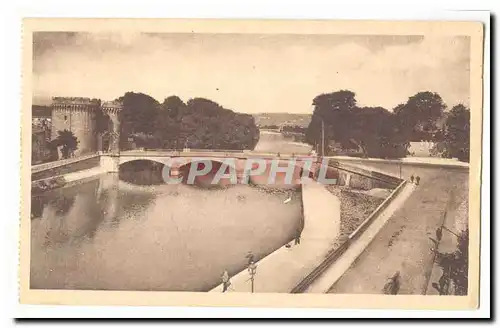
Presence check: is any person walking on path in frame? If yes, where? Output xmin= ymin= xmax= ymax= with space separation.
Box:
xmin=410 ymin=175 xmax=415 ymax=183
xmin=294 ymin=228 xmax=302 ymax=245
xmin=415 ymin=176 xmax=421 ymax=185
xmin=382 ymin=271 xmax=401 ymax=295
xmin=221 ymin=270 xmax=231 ymax=292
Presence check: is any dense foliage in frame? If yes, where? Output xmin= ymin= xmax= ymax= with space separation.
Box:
xmin=49 ymin=129 xmax=79 ymax=159
xmin=117 ymin=92 xmax=160 ymax=148
xmin=432 ymin=228 xmax=469 ymax=295
xmin=394 ymin=91 xmax=447 ymax=141
xmin=305 ymin=90 xmax=469 ymax=161
xmin=305 ymin=90 xmax=408 ymax=159
xmin=431 ymin=105 xmax=470 ymax=162
xmin=113 ymin=92 xmax=259 ymax=150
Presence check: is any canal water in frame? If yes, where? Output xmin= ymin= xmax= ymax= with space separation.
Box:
xmin=30 ymin=131 xmax=311 ymax=291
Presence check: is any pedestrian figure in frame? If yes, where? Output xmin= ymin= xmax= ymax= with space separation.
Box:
xmin=410 ymin=175 xmax=415 ymax=183
xmin=382 ymin=271 xmax=401 ymax=295
xmin=415 ymin=176 xmax=420 ymax=185
xmin=436 ymin=226 xmax=443 ymax=241
xmin=294 ymin=228 xmax=302 ymax=245
xmin=221 ymin=270 xmax=230 ymax=292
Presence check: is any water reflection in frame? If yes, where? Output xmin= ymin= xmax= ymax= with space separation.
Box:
xmin=30 ymin=173 xmax=302 ymax=291
xmin=119 ymin=160 xmax=165 ymax=186
xmin=31 ymin=132 xmax=310 ymax=291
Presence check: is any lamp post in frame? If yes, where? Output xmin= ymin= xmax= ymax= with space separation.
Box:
xmin=248 ymin=261 xmax=257 ymax=293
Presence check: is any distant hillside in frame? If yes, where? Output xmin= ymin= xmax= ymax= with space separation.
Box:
xmin=32 ymin=105 xmax=52 ymax=118
xmin=253 ymin=113 xmax=312 ymax=128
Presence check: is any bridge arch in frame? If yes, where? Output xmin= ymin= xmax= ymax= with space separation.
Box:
xmin=178 ymin=158 xmax=239 ymax=187
xmin=119 ymin=156 xmax=176 ymax=167
xmin=118 ymin=158 xmax=174 ymax=186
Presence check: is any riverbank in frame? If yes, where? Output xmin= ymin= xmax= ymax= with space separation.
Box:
xmin=31 ymin=166 xmax=107 ymax=194
xmin=31 ymin=175 xmax=304 ymax=292
xmin=209 ymin=178 xmax=340 ymax=293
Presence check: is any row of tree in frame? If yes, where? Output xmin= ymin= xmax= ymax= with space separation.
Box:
xmin=305 ymin=90 xmax=470 ymax=161
xmin=115 ymin=92 xmax=260 ymax=150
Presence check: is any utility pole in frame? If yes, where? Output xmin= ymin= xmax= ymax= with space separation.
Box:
xmin=248 ymin=262 xmax=257 ymax=293
xmin=321 ymin=118 xmax=325 ymax=157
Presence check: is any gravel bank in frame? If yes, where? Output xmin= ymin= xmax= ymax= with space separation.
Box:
xmin=325 ymin=185 xmax=386 ymax=251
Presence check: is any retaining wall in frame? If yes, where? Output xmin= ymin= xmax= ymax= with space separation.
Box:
xmin=327 ymin=161 xmax=401 ymax=189
xmin=31 ymin=155 xmax=100 ymax=181
xmin=330 ymin=156 xmax=469 ymax=171
xmin=290 ymin=178 xmax=408 ymax=293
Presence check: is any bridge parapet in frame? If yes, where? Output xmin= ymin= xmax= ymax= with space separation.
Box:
xmin=119 ymin=149 xmax=317 ymax=161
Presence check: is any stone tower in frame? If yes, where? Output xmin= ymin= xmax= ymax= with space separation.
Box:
xmin=101 ymin=100 xmax=123 ymax=155
xmin=51 ymin=97 xmax=101 ymax=156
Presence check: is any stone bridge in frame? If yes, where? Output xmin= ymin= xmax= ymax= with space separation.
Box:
xmin=101 ymin=149 xmax=321 ymax=187
xmin=32 ymin=149 xmax=403 ymax=189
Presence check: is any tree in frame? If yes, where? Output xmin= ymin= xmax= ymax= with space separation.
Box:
xmin=116 ymin=92 xmax=161 ymax=148
xmin=395 ymin=91 xmax=446 ymax=141
xmin=433 ymin=228 xmax=468 ymax=295
xmin=433 ymin=104 xmax=470 ymax=162
xmin=181 ymin=98 xmax=259 ymax=150
xmin=51 ymin=129 xmax=79 ymax=159
xmin=351 ymin=106 xmax=409 ymax=159
xmin=134 ymin=94 xmax=260 ymax=150
xmin=152 ymin=96 xmax=186 ymax=149
xmin=163 ymin=95 xmax=186 ymax=119
xmin=306 ymin=90 xmax=408 ymax=158
xmin=305 ymin=90 xmax=357 ymax=150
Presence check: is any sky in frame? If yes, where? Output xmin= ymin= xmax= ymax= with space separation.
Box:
xmin=32 ymin=32 xmax=470 ymax=114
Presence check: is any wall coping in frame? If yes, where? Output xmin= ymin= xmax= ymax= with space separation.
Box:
xmin=329 ymin=156 xmax=469 ymax=170
xmin=290 ymin=179 xmax=408 ymax=293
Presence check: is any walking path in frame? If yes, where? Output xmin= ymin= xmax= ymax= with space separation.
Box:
xmin=328 ymin=166 xmax=469 ymax=294
xmin=210 ymin=178 xmax=341 ymax=293
xmin=304 ymin=182 xmax=416 ymax=293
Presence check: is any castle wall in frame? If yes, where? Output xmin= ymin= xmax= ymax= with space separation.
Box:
xmin=51 ymin=99 xmax=100 ymax=157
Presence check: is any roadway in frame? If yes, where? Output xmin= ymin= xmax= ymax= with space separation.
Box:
xmin=328 ymin=165 xmax=469 ymax=294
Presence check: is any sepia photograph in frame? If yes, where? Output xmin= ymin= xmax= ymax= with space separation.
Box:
xmin=19 ymin=18 xmax=484 ymax=309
